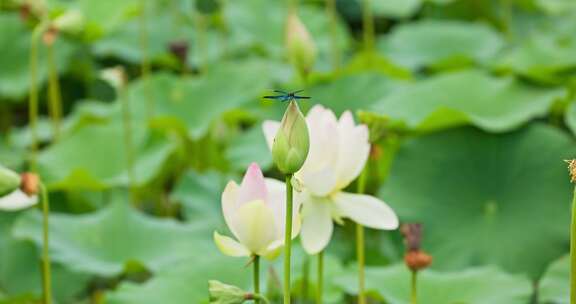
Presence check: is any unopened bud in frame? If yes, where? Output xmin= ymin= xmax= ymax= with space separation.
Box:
xmin=208 ymin=280 xmax=248 ymax=304
xmin=20 ymin=173 xmax=40 ymax=196
xmin=53 ymin=10 xmax=84 ymax=35
xmin=404 ymin=250 xmax=433 ymax=272
xmin=285 ymin=11 xmax=317 ymax=76
xmin=0 ymin=165 xmax=21 ymax=197
xmin=272 ymin=101 xmax=310 ymax=174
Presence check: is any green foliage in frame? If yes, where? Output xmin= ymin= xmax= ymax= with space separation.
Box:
xmin=334 ymin=264 xmax=533 ymax=304
xmin=379 ymin=124 xmax=575 ymax=278
xmin=1 ymin=0 xmax=576 ymax=302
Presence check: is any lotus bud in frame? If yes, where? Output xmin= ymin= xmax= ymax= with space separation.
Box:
xmin=285 ymin=10 xmax=317 ymax=77
xmin=0 ymin=165 xmax=21 ymax=197
xmin=53 ymin=10 xmax=84 ymax=35
xmin=272 ymin=101 xmax=309 ymax=174
xmin=208 ymin=280 xmax=248 ymax=304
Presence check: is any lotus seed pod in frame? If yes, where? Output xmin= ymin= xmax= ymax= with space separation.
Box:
xmin=272 ymin=101 xmax=310 ymax=174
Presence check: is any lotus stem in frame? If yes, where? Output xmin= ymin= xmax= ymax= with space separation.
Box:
xmin=284 ymin=174 xmax=294 ymax=304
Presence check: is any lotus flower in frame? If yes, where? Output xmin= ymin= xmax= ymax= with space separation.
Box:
xmin=0 ymin=166 xmax=38 ymax=211
xmin=214 ymin=163 xmax=301 ymax=258
xmin=263 ymin=105 xmax=399 ymax=254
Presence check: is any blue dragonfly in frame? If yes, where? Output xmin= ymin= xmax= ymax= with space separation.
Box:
xmin=263 ymin=90 xmax=310 ymax=102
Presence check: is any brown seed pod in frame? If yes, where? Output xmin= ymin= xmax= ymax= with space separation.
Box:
xmin=20 ymin=173 xmax=40 ymax=196
xmin=404 ymin=250 xmax=433 ymax=272
xmin=566 ymin=159 xmax=576 ymax=183
xmin=400 ymin=223 xmax=422 ymax=252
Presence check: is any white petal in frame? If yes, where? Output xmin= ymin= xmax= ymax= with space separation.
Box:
xmin=265 ymin=178 xmax=301 ymax=240
xmin=262 ymin=120 xmax=280 ymax=150
xmin=297 ymin=105 xmax=339 ymax=195
xmin=300 ymin=195 xmax=334 ymax=254
xmin=213 ymin=231 xmax=250 ymax=257
xmin=234 ymin=200 xmax=278 ymax=256
xmin=0 ymin=190 xmax=38 ymax=211
xmin=335 ymin=111 xmax=370 ymax=189
xmin=298 ymin=167 xmax=337 ymax=197
xmin=221 ymin=181 xmax=241 ymax=239
xmin=333 ymin=192 xmax=399 ymax=230
xmin=237 ymin=163 xmax=268 ymax=205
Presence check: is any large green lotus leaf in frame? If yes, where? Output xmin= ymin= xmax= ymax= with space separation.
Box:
xmin=0 ymin=13 xmax=75 ymax=100
xmin=12 ymin=202 xmax=214 ymax=277
xmin=378 ymin=20 xmax=504 ymax=70
xmin=539 ymin=255 xmax=569 ymax=304
xmin=37 ymin=121 xmax=176 ymax=190
xmin=62 ymin=0 xmax=139 ymax=39
xmin=306 ymin=73 xmax=405 ymax=116
xmin=93 ymin=11 xmax=225 ymax=67
xmin=0 ymin=212 xmax=89 ymax=303
xmin=493 ymin=35 xmax=576 ymax=83
xmin=171 ymin=170 xmax=227 ymax=223
xmin=334 ymin=264 xmax=532 ymax=304
xmin=379 ymin=124 xmax=575 ymax=278
xmin=535 ymin=0 xmax=576 ymax=14
xmin=566 ymin=102 xmax=576 ymax=135
xmin=105 ymin=253 xmax=250 ymax=304
xmin=371 ymin=70 xmax=564 ymax=132
xmin=225 ymin=126 xmax=272 ymax=171
xmin=126 ymin=60 xmax=271 ymax=139
xmin=225 ymin=0 xmax=350 ymax=71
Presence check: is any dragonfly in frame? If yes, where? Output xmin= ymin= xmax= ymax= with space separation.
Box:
xmin=263 ymin=90 xmax=310 ymax=102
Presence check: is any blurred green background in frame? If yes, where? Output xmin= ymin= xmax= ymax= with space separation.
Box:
xmin=1 ymin=0 xmax=576 ymax=303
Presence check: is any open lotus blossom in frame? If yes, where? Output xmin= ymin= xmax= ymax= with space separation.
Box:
xmin=263 ymin=105 xmax=399 ymax=254
xmin=0 ymin=189 xmax=38 ymax=211
xmin=214 ymin=163 xmax=301 ymax=259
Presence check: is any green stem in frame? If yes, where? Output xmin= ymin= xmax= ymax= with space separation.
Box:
xmin=40 ymin=183 xmax=52 ymax=304
xmin=302 ymin=257 xmax=310 ymax=301
xmin=46 ymin=43 xmax=62 ymax=141
xmin=284 ymin=174 xmax=293 ymax=304
xmin=254 ymin=255 xmax=260 ymax=304
xmin=571 ymin=185 xmax=576 ymax=304
xmin=356 ymin=166 xmax=368 ymax=304
xmin=139 ymin=0 xmax=153 ymax=119
xmin=356 ymin=224 xmax=366 ymax=304
xmin=28 ymin=26 xmax=42 ymax=172
xmin=253 ymin=294 xmax=270 ymax=304
xmin=411 ymin=270 xmax=418 ymax=304
xmin=326 ymin=0 xmax=340 ymax=70
xmin=316 ymin=251 xmax=323 ymax=304
xmin=120 ymin=85 xmax=136 ymax=206
xmin=361 ymin=0 xmax=375 ymax=52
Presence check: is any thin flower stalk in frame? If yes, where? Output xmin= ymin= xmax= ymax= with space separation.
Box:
xmin=40 ymin=183 xmax=52 ymax=304
xmin=284 ymin=174 xmax=294 ymax=304
xmin=356 ymin=167 xmax=368 ymax=304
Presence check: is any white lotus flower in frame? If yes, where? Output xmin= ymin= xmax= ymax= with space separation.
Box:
xmin=0 ymin=189 xmax=38 ymax=211
xmin=214 ymin=163 xmax=301 ymax=259
xmin=263 ymin=105 xmax=399 ymax=254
